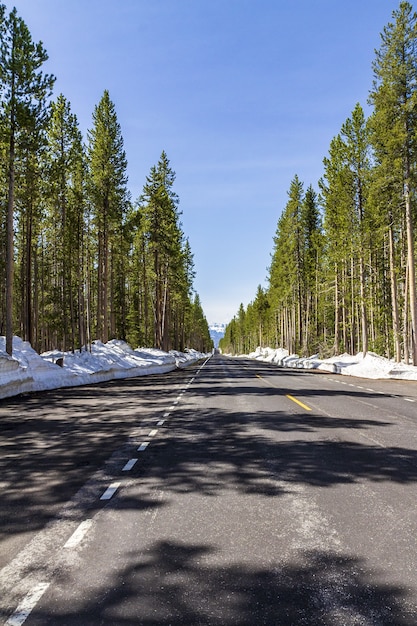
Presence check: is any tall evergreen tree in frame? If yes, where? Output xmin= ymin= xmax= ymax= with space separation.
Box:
xmin=0 ymin=5 xmax=54 ymax=354
xmin=43 ymin=94 xmax=86 ymax=351
xmin=138 ymin=151 xmax=183 ymax=350
xmin=369 ymin=1 xmax=417 ymax=364
xmin=300 ymin=184 xmax=323 ymax=354
xmin=268 ymin=175 xmax=305 ymax=353
xmin=87 ymin=89 xmax=129 ymax=343
xmin=340 ymin=103 xmax=372 ymax=355
xmin=321 ymin=133 xmax=355 ymax=354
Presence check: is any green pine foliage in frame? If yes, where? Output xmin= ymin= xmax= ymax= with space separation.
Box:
xmin=0 ymin=5 xmax=212 ymax=355
xmin=0 ymin=4 xmax=55 ymax=354
xmin=221 ymin=4 xmax=417 ymax=363
xmin=127 ymin=152 xmax=210 ymax=352
xmin=5 ymin=2 xmax=417 ymax=361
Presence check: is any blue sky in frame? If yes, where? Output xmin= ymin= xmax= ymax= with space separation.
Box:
xmin=6 ymin=0 xmax=397 ymax=324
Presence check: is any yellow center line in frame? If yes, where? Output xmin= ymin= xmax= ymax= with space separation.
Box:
xmin=255 ymin=374 xmax=312 ymax=412
xmin=286 ymin=394 xmax=312 ymax=411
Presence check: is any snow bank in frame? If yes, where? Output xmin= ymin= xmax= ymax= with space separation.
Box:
xmin=0 ymin=336 xmax=208 ymax=400
xmin=246 ymin=346 xmax=417 ymax=381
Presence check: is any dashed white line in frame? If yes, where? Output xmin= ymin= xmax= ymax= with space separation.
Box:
xmin=5 ymin=582 xmax=50 ymax=626
xmin=157 ymin=420 xmax=165 ymax=426
xmin=405 ymin=398 xmax=415 ymax=403
xmin=122 ymin=458 xmax=138 ymax=471
xmin=138 ymin=442 xmax=150 ymax=451
xmin=100 ymin=482 xmax=120 ymax=500
xmin=149 ymin=429 xmax=158 ymax=437
xmin=163 ymin=412 xmax=170 ymax=418
xmin=63 ymin=519 xmax=93 ymax=549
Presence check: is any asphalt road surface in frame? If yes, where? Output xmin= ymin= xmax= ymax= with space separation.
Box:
xmin=2 ymin=354 xmax=417 ymax=624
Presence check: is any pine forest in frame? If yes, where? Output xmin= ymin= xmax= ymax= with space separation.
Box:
xmin=220 ymin=2 xmax=417 ymax=366
xmin=0 ymin=5 xmax=212 ymax=357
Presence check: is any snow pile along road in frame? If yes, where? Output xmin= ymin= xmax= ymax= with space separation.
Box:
xmin=245 ymin=346 xmax=417 ymax=381
xmin=0 ymin=336 xmax=208 ymax=400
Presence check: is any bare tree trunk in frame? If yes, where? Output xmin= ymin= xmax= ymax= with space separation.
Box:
xmin=405 ymin=185 xmax=417 ymax=364
xmin=334 ymin=264 xmax=339 ymax=356
xmin=388 ymin=220 xmax=401 ymax=362
xmin=6 ymin=113 xmax=15 ymax=356
xmin=359 ymin=253 xmax=368 ymax=356
xmin=403 ymin=261 xmax=409 ymax=365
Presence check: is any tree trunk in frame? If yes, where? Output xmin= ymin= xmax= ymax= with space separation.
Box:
xmin=6 ymin=112 xmax=15 ymax=356
xmin=388 ymin=220 xmax=401 ymax=362
xmin=405 ymin=185 xmax=417 ymax=364
xmin=334 ymin=264 xmax=339 ymax=355
xmin=359 ymin=253 xmax=368 ymax=356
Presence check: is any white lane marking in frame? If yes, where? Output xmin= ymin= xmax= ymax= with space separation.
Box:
xmin=6 ymin=582 xmax=50 ymax=626
xmin=122 ymin=458 xmax=138 ymax=471
xmin=157 ymin=420 xmax=165 ymax=426
xmin=63 ymin=519 xmax=93 ymax=549
xmin=138 ymin=442 xmax=149 ymax=451
xmin=163 ymin=412 xmax=170 ymax=418
xmin=100 ymin=482 xmax=120 ymax=500
xmin=405 ymin=398 xmax=415 ymax=403
xmin=149 ymin=429 xmax=158 ymax=437
xmin=173 ymin=400 xmax=179 ymax=405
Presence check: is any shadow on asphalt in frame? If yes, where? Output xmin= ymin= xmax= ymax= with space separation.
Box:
xmin=0 ymin=368 xmax=190 ymax=550
xmin=2 ymin=356 xmax=417 ymax=624
xmin=26 ymin=542 xmax=415 ymax=625
xmin=1 ymin=357 xmax=417 ymax=541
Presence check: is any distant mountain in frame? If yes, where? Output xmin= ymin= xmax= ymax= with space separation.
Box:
xmin=209 ymin=323 xmax=226 ymax=348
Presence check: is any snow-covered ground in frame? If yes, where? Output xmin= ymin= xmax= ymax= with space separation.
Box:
xmin=0 ymin=336 xmax=209 ymax=400
xmin=2 ymin=337 xmax=417 ymax=402
xmin=240 ymin=346 xmax=417 ymax=381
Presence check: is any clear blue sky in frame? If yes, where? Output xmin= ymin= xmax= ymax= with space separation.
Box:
xmin=6 ymin=0 xmax=397 ymax=324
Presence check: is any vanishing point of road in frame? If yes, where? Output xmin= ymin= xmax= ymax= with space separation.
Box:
xmin=1 ymin=354 xmax=417 ymax=624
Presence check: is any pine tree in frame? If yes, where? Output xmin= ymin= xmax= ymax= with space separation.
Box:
xmin=268 ymin=175 xmax=305 ymax=353
xmin=0 ymin=5 xmax=54 ymax=354
xmin=138 ymin=151 xmax=183 ymax=350
xmin=14 ymin=110 xmax=46 ymax=349
xmin=340 ymin=103 xmax=372 ymax=355
xmin=87 ymin=90 xmax=129 ymax=343
xmin=320 ymin=133 xmax=355 ymax=354
xmin=43 ymin=94 xmax=86 ymax=351
xmin=300 ymin=184 xmax=323 ymax=354
xmin=369 ymin=1 xmax=417 ymax=363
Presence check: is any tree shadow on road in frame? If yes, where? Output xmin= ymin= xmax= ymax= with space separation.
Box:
xmin=0 ymin=368 xmax=189 ymax=553
xmin=134 ymin=402 xmax=417 ymax=498
xmin=25 ymin=542 xmax=416 ymax=625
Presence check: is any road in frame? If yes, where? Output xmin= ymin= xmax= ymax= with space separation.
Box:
xmin=2 ymin=354 xmax=417 ymax=624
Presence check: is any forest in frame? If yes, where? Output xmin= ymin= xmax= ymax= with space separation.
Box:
xmin=0 ymin=5 xmax=212 ymax=357
xmin=220 ymin=2 xmax=417 ymax=366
